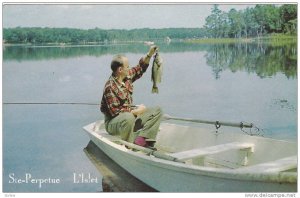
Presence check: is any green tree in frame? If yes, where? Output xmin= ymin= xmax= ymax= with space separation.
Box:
xmin=280 ymin=4 xmax=297 ymax=34
xmin=204 ymin=4 xmax=297 ymax=38
xmin=204 ymin=5 xmax=223 ymax=38
xmin=228 ymin=9 xmax=244 ymax=38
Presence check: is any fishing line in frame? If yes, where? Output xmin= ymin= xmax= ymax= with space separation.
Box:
xmin=3 ymin=102 xmax=100 ymax=105
xmin=240 ymin=121 xmax=265 ymax=137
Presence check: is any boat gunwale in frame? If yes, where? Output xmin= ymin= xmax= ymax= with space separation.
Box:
xmin=83 ymin=121 xmax=297 ymax=184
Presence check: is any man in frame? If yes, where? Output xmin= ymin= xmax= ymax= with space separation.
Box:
xmin=100 ymin=45 xmax=162 ymax=148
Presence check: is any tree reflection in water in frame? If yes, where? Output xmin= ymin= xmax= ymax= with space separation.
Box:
xmin=4 ymin=42 xmax=296 ymax=80
xmin=205 ymin=43 xmax=297 ymax=79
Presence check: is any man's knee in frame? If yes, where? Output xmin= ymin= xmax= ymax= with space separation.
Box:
xmin=120 ymin=113 xmax=135 ymax=132
xmin=153 ymin=106 xmax=163 ymax=117
xmin=121 ymin=113 xmax=135 ymax=125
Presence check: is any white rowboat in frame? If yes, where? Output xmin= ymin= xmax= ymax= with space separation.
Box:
xmin=83 ymin=120 xmax=297 ymax=192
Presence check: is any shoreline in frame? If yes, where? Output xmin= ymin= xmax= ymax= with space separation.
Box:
xmin=4 ymin=35 xmax=296 ymax=47
xmin=2 ymin=41 xmax=142 ymax=47
xmin=185 ymin=35 xmax=297 ymax=44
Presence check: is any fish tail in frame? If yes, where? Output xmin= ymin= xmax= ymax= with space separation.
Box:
xmin=152 ymin=86 xmax=159 ymax=94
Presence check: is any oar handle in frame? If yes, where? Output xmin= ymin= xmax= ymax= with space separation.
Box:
xmin=115 ymin=139 xmax=183 ymax=163
xmin=163 ymin=114 xmax=253 ymax=128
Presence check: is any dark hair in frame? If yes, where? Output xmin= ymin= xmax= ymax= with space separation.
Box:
xmin=111 ymin=55 xmax=124 ymax=72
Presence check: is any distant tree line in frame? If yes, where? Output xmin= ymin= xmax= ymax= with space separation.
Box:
xmin=204 ymin=4 xmax=297 ymax=38
xmin=3 ymin=4 xmax=297 ymax=44
xmin=3 ymin=27 xmax=206 ymax=44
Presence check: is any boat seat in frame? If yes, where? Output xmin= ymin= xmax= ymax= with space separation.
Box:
xmin=169 ymin=142 xmax=254 ymax=161
xmin=237 ymin=155 xmax=297 ymax=173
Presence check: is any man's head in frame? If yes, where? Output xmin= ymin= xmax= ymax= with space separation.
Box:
xmin=111 ymin=55 xmax=129 ymax=79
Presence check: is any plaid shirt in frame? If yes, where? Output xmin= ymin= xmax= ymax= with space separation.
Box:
xmin=100 ymin=57 xmax=149 ymax=119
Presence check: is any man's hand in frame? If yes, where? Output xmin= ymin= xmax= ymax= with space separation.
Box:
xmin=144 ymin=45 xmax=158 ymax=64
xmin=148 ymin=45 xmax=158 ymax=57
xmin=131 ymin=104 xmax=146 ymax=116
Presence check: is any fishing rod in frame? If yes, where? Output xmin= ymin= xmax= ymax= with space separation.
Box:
xmin=163 ymin=114 xmax=253 ymax=129
xmin=3 ymin=102 xmax=100 ymax=105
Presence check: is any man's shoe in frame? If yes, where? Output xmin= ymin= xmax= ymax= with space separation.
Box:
xmin=134 ymin=136 xmax=147 ymax=147
xmin=145 ymin=138 xmax=156 ymax=147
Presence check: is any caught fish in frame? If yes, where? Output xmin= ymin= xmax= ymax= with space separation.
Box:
xmin=151 ymin=52 xmax=163 ymax=93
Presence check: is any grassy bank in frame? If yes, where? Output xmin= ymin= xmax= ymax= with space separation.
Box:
xmin=260 ymin=34 xmax=297 ymax=45
xmin=185 ymin=38 xmax=251 ymax=44
xmin=185 ymin=34 xmax=297 ymax=44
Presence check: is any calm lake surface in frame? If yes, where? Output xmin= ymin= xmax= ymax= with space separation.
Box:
xmin=3 ymin=42 xmax=297 ymax=192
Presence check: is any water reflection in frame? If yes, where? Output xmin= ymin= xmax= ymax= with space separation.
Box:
xmin=205 ymin=43 xmax=297 ymax=79
xmin=3 ymin=42 xmax=210 ymax=61
xmin=4 ymin=42 xmax=297 ymax=80
xmin=84 ymin=141 xmax=157 ymax=192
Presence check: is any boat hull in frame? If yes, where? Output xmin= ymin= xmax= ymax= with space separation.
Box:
xmin=84 ymin=122 xmax=297 ymax=192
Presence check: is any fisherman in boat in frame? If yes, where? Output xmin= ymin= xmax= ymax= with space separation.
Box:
xmin=100 ymin=45 xmax=162 ymax=148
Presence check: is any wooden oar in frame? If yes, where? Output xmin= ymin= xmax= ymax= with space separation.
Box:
xmin=163 ymin=114 xmax=253 ymax=129
xmin=114 ymin=139 xmax=184 ymax=163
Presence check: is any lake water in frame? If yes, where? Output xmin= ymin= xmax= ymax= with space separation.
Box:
xmin=2 ymin=42 xmax=297 ymax=192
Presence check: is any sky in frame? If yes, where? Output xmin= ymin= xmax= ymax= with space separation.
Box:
xmin=2 ymin=3 xmax=269 ymax=30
